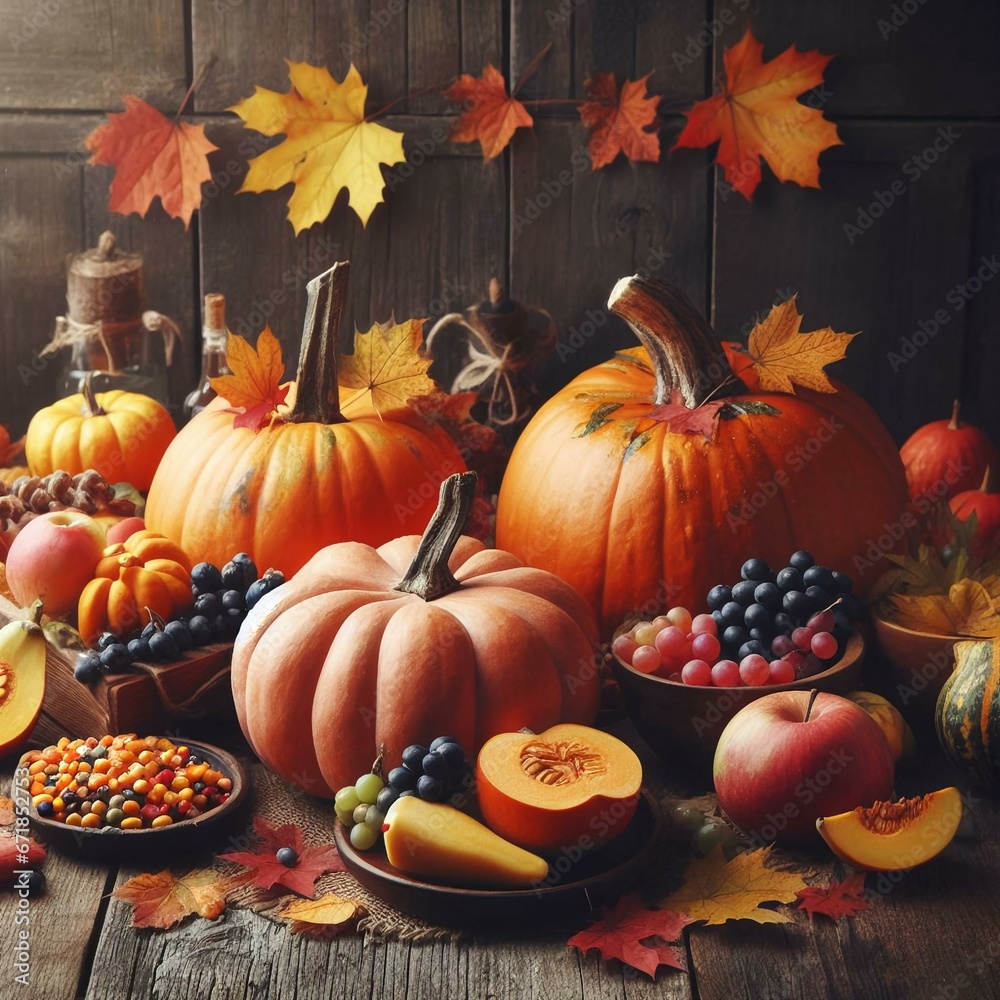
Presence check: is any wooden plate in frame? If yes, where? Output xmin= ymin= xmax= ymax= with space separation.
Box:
xmin=14 ymin=739 xmax=251 ymax=860
xmin=335 ymin=789 xmax=661 ymax=929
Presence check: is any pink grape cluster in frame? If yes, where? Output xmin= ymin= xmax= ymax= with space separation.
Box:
xmin=612 ymin=606 xmax=841 ymax=687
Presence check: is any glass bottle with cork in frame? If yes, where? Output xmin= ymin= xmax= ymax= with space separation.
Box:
xmin=44 ymin=230 xmax=180 ymax=404
xmin=183 ymin=293 xmax=230 ymax=422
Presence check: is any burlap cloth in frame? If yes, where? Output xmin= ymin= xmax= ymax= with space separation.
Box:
xmin=214 ymin=763 xmax=461 ymax=941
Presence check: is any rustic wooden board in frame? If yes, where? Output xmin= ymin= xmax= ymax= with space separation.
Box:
xmin=712 ymin=121 xmax=1000 ymax=446
xmin=0 ymin=0 xmax=186 ymax=111
xmin=711 ymin=0 xmax=1000 ymax=119
xmin=0 ymin=766 xmax=114 ymax=1000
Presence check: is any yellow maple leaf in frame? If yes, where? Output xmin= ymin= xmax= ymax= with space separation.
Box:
xmin=657 ymin=846 xmax=809 ymax=925
xmin=741 ymin=298 xmax=856 ymax=394
xmin=279 ymin=893 xmax=364 ymax=938
xmin=884 ymin=593 xmax=964 ymax=635
xmin=209 ymin=326 xmax=289 ymax=430
xmin=230 ymin=62 xmax=405 ymax=233
xmin=338 ymin=317 xmax=436 ymax=418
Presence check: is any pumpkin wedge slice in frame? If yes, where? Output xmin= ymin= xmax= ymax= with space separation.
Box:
xmin=477 ymin=723 xmax=642 ymax=855
xmin=0 ymin=619 xmax=47 ymax=756
xmin=816 ymin=787 xmax=963 ymax=871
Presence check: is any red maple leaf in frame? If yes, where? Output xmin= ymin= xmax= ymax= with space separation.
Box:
xmin=218 ymin=816 xmax=345 ymax=897
xmin=443 ymin=65 xmax=533 ymax=160
xmin=647 ymin=390 xmax=727 ymax=440
xmin=674 ymin=27 xmax=841 ymax=201
xmin=795 ymin=873 xmax=870 ymax=922
xmin=85 ymin=95 xmax=218 ymax=229
xmin=580 ymin=73 xmax=660 ymax=169
xmin=567 ymin=893 xmax=692 ymax=978
xmin=0 ymin=832 xmax=45 ymax=881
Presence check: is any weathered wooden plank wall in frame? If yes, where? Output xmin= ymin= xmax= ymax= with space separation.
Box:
xmin=1 ymin=0 xmax=998 ymax=450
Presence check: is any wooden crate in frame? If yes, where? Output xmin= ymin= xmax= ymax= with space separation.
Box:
xmin=0 ymin=593 xmax=236 ymax=744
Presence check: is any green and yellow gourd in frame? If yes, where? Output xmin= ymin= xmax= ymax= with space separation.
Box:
xmin=935 ymin=637 xmax=1000 ymax=787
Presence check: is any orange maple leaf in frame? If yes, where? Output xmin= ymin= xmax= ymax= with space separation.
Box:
xmin=674 ymin=28 xmax=841 ymax=200
xmin=580 ymin=73 xmax=661 ymax=169
xmin=444 ymin=65 xmax=533 ymax=160
xmin=209 ymin=327 xmax=289 ymax=431
xmin=113 ymin=869 xmax=231 ymax=929
xmin=85 ymin=95 xmax=218 ymax=229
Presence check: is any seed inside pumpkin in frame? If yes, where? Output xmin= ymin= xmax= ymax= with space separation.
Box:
xmin=854 ymin=794 xmax=931 ymax=834
xmin=0 ymin=661 xmax=12 ymax=708
xmin=518 ymin=740 xmax=607 ymax=785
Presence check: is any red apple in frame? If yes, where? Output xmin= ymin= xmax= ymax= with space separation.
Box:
xmin=713 ymin=690 xmax=895 ymax=844
xmin=5 ymin=510 xmax=108 ymax=616
xmin=104 ymin=516 xmax=146 ymax=546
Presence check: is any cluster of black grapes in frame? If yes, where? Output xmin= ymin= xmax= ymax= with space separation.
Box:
xmin=73 ymin=554 xmax=285 ymax=683
xmin=376 ymin=737 xmax=474 ymax=814
xmin=707 ymin=551 xmax=864 ymax=666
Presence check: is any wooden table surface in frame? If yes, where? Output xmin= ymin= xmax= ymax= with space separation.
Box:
xmin=2 ymin=721 xmax=998 ymax=1000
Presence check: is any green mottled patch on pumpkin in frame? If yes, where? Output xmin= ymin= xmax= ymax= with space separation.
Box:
xmin=623 ymin=430 xmax=653 ymax=462
xmin=574 ymin=402 xmax=623 ymax=438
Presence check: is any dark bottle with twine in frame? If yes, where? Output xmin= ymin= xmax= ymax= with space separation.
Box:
xmin=183 ymin=293 xmax=230 ymax=422
xmin=42 ymin=230 xmax=179 ymax=404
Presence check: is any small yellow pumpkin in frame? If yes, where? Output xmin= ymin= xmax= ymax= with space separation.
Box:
xmin=77 ymin=530 xmax=191 ymax=642
xmin=26 ymin=376 xmax=175 ymax=492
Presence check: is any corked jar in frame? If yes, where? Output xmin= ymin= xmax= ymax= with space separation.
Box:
xmin=44 ymin=230 xmax=180 ymax=405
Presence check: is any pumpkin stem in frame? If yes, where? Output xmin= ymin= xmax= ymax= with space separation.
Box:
xmin=607 ymin=275 xmax=737 ymax=408
xmin=81 ymin=372 xmax=106 ymax=417
xmin=804 ymin=688 xmax=820 ymax=723
xmin=948 ymin=399 xmax=962 ymax=430
xmin=290 ymin=261 xmax=351 ymax=424
xmin=980 ymin=466 xmax=992 ymax=492
xmin=394 ymin=471 xmax=478 ymax=601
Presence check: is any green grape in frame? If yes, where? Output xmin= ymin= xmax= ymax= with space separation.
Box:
xmin=693 ymin=822 xmax=725 ymax=857
xmin=670 ymin=805 xmax=705 ymax=833
xmin=718 ymin=823 xmax=737 ymax=857
xmin=350 ymin=822 xmax=379 ymax=851
xmin=355 ymin=772 xmax=384 ymax=805
xmin=334 ymin=785 xmax=360 ymax=813
xmin=365 ymin=807 xmax=385 ymax=831
xmin=352 ymin=804 xmax=370 ymax=824
xmin=335 ymin=806 xmax=354 ymax=826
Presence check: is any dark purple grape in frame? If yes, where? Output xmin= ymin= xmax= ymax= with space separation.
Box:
xmin=723 ymin=625 xmax=749 ymax=649
xmin=831 ymin=570 xmax=853 ymax=594
xmin=782 ymin=590 xmax=812 ymax=619
xmin=245 ymin=569 xmax=285 ymax=610
xmin=73 ymin=652 xmax=102 ymax=683
xmin=789 ymin=550 xmax=814 ymax=571
xmin=740 ymin=558 xmax=771 ymax=582
xmin=191 ymin=562 xmax=224 ymax=595
xmin=428 ymin=736 xmax=459 ymax=752
xmin=99 ymin=643 xmax=129 ymax=672
xmin=388 ymin=767 xmax=417 ymax=792
xmin=435 ymin=741 xmax=466 ymax=768
xmin=127 ymin=637 xmax=150 ymax=662
xmin=147 ymin=631 xmax=179 ymax=662
xmin=731 ymin=580 xmax=757 ymax=606
xmin=401 ymin=745 xmax=428 ymax=772
xmin=194 ymin=592 xmax=220 ymax=618
xmin=376 ymin=786 xmax=399 ymax=813
xmin=707 ymin=585 xmax=731 ymax=610
xmin=421 ymin=752 xmax=451 ymax=779
xmin=720 ymin=602 xmax=745 ymax=627
xmin=776 ymin=567 xmax=803 ymax=592
xmin=743 ymin=603 xmax=772 ymax=630
xmin=188 ymin=615 xmax=213 ymax=646
xmin=163 ymin=619 xmax=193 ymax=651
xmin=804 ymin=565 xmax=836 ymax=592
xmin=416 ymin=775 xmax=444 ymax=801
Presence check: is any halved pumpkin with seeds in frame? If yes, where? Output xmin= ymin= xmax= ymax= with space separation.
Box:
xmin=476 ymin=723 xmax=642 ymax=855
xmin=816 ymin=787 xmax=963 ymax=871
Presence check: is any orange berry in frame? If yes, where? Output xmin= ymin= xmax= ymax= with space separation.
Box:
xmin=93 ymin=758 xmax=112 ymax=774
xmin=31 ymin=794 xmax=53 ymax=807
xmin=100 ymin=735 xmax=113 ymax=747
xmin=122 ymin=800 xmax=141 ymax=816
xmin=57 ymin=737 xmax=69 ymax=749
xmin=192 ymin=794 xmax=208 ymax=809
xmin=85 ymin=737 xmax=99 ymax=748
xmin=90 ymin=801 xmax=107 ymax=816
xmin=65 ymin=813 xmax=82 ymax=827
xmin=177 ymin=787 xmax=194 ymax=801
xmin=217 ymin=777 xmax=232 ymax=792
xmin=120 ymin=817 xmax=143 ymax=830
xmin=107 ymin=778 xmax=120 ymax=793
xmin=203 ymin=769 xmax=223 ymax=786
xmin=150 ymin=782 xmax=168 ymax=799
xmin=81 ymin=813 xmax=102 ymax=828
xmin=163 ymin=791 xmax=178 ymax=806
xmin=171 ymin=776 xmax=190 ymax=791
xmin=133 ymin=779 xmax=150 ymax=795
xmin=151 ymin=815 xmax=173 ymax=828
xmin=185 ymin=763 xmax=208 ymax=782
xmin=28 ymin=760 xmax=47 ymax=776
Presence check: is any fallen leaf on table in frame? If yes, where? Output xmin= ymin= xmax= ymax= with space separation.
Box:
xmin=727 ymin=298 xmax=856 ymax=394
xmin=0 ymin=427 xmax=25 ymax=466
xmin=674 ymin=27 xmax=841 ymax=200
xmin=795 ymin=873 xmax=870 ymax=922
xmin=657 ymin=846 xmax=809 ymax=925
xmin=230 ymin=62 xmax=405 ymax=232
xmin=209 ymin=327 xmax=289 ymax=431
xmin=279 ymin=892 xmax=365 ymax=937
xmin=443 ymin=65 xmax=533 ymax=160
xmin=579 ymin=72 xmax=660 ymax=169
xmin=0 ymin=832 xmax=45 ymax=880
xmin=338 ymin=318 xmax=436 ymax=419
xmin=0 ymin=797 xmax=13 ymax=827
xmin=85 ymin=95 xmax=218 ymax=229
xmin=218 ymin=816 xmax=345 ymax=897
xmin=567 ymin=893 xmax=692 ymax=978
xmin=113 ymin=869 xmax=231 ymax=929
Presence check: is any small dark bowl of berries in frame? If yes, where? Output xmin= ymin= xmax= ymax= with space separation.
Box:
xmin=609 ymin=552 xmax=865 ymax=778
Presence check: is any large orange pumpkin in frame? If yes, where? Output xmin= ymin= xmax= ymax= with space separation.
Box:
xmin=25 ymin=377 xmax=175 ymax=492
xmin=231 ymin=472 xmax=601 ymax=797
xmin=495 ymin=276 xmax=910 ymax=638
xmin=145 ymin=262 xmax=465 ymax=577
